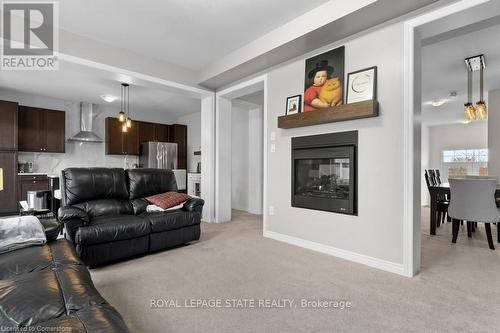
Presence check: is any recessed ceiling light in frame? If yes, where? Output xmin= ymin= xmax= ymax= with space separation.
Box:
xmin=101 ymin=95 xmax=116 ymax=103
xmin=429 ymin=99 xmax=447 ymax=107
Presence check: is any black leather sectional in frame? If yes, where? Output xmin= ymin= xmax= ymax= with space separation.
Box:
xmin=0 ymin=239 xmax=130 ymax=332
xmin=58 ymin=168 xmax=204 ymax=267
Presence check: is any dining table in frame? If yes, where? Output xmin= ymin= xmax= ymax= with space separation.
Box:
xmin=428 ymin=182 xmax=500 ymax=235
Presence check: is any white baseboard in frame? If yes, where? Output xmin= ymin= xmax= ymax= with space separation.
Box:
xmin=263 ymin=230 xmax=406 ymax=276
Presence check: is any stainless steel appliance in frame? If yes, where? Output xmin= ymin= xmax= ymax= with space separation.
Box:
xmin=27 ymin=190 xmax=50 ymax=210
xmin=172 ymin=169 xmax=186 ymax=191
xmin=140 ymin=142 xmax=187 ymax=191
xmin=140 ymin=142 xmax=178 ymax=169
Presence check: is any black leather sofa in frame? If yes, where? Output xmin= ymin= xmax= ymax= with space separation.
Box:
xmin=0 ymin=239 xmax=130 ymax=332
xmin=58 ymin=168 xmax=204 ymax=267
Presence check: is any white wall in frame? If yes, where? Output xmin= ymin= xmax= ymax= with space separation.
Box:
xmin=248 ymin=106 xmax=263 ymax=215
xmin=428 ymin=121 xmax=488 ymax=171
xmin=230 ymin=101 xmax=264 ymax=214
xmin=0 ymin=89 xmax=180 ymax=175
xmin=265 ymin=23 xmax=405 ymax=265
xmin=231 ymin=104 xmax=250 ymax=211
xmin=175 ymin=111 xmax=201 ymax=173
xmin=488 ymin=90 xmax=500 ymax=177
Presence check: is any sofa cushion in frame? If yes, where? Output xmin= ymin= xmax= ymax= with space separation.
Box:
xmin=75 ymin=215 xmax=150 ymax=246
xmin=62 ymin=168 xmax=129 ymax=206
xmin=0 ymin=239 xmax=130 ymax=332
xmin=0 ymin=240 xmax=81 ymax=280
xmin=126 ymin=168 xmax=178 ymax=200
xmin=73 ymin=199 xmax=133 ymax=219
xmin=140 ymin=210 xmax=201 ymax=233
xmin=146 ymin=192 xmax=191 ymax=209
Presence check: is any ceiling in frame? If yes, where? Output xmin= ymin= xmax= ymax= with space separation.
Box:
xmin=0 ymin=60 xmax=201 ymax=117
xmin=58 ymin=0 xmax=328 ymax=71
xmin=421 ymin=1 xmax=500 ymax=126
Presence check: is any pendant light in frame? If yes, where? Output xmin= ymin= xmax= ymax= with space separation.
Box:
xmin=119 ymin=83 xmax=132 ymax=132
xmin=118 ymin=83 xmax=126 ymax=122
xmin=476 ymin=65 xmax=487 ymax=119
xmin=464 ymin=55 xmax=487 ymax=122
xmin=464 ymin=69 xmax=475 ymax=121
xmin=126 ymin=83 xmax=132 ymax=128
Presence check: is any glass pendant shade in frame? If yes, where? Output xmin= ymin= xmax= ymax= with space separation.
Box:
xmin=464 ymin=103 xmax=476 ymax=121
xmin=126 ymin=117 xmax=132 ymax=128
xmin=122 ymin=123 xmax=128 ymax=133
xmin=476 ymin=101 xmax=487 ymax=120
xmin=118 ymin=111 xmax=125 ymax=122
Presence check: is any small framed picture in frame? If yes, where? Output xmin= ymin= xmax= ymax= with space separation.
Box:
xmin=346 ymin=66 xmax=377 ymax=104
xmin=286 ymin=95 xmax=302 ymax=115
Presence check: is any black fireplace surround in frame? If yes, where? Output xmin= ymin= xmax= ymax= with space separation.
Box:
xmin=291 ymin=131 xmax=357 ymax=215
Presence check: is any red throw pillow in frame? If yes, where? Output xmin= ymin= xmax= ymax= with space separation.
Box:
xmin=145 ymin=192 xmax=191 ymax=209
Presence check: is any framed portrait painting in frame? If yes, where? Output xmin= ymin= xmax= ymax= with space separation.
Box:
xmin=303 ymin=46 xmax=345 ymax=112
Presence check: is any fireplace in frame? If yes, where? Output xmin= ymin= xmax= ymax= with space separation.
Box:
xmin=291 ymin=131 xmax=357 ymax=215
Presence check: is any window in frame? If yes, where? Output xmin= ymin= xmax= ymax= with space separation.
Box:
xmin=441 ymin=149 xmax=488 ymax=181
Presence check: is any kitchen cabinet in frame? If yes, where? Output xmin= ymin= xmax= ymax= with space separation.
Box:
xmin=105 ymin=117 xmax=139 ymax=155
xmin=18 ymin=106 xmax=65 ymax=153
xmin=169 ymin=124 xmax=187 ymax=169
xmin=155 ymin=124 xmax=170 ymax=142
xmin=18 ymin=174 xmax=49 ymax=202
xmin=137 ymin=121 xmax=170 ymax=143
xmin=0 ymin=101 xmax=19 ymax=215
xmin=138 ymin=121 xmax=156 ymax=143
xmin=0 ymin=151 xmax=18 ymax=215
xmin=0 ymin=100 xmax=18 ymax=150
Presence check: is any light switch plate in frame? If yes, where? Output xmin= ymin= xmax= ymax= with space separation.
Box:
xmin=270 ymin=144 xmax=276 ymax=153
xmin=270 ymin=132 xmax=276 ymax=141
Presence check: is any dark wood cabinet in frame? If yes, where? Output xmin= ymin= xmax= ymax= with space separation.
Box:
xmin=0 ymin=151 xmax=18 ymax=215
xmin=18 ymin=174 xmax=49 ymax=202
xmin=169 ymin=124 xmax=187 ymax=169
xmin=107 ymin=119 xmax=187 ymax=167
xmin=18 ymin=106 xmax=65 ymax=153
xmin=125 ymin=121 xmax=139 ymax=155
xmin=0 ymin=101 xmax=19 ymax=215
xmin=137 ymin=121 xmax=170 ymax=143
xmin=44 ymin=110 xmax=66 ymax=152
xmin=18 ymin=106 xmax=42 ymax=152
xmin=155 ymin=124 xmax=170 ymax=142
xmin=138 ymin=121 xmax=156 ymax=143
xmin=105 ymin=117 xmax=139 ymax=155
xmin=0 ymin=101 xmax=18 ymax=150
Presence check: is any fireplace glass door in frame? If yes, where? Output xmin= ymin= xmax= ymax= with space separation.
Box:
xmin=292 ymin=146 xmax=355 ymax=214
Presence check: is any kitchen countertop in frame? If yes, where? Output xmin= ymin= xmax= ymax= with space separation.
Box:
xmin=18 ymin=173 xmax=58 ymax=178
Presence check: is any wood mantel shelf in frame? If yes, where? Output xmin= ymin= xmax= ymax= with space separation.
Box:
xmin=278 ymin=100 xmax=379 ymax=129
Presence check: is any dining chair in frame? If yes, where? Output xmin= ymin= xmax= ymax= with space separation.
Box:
xmin=425 ymin=170 xmax=448 ymax=228
xmin=427 ymin=169 xmax=438 ymax=186
xmin=434 ymin=169 xmax=442 ymax=185
xmin=448 ymin=178 xmax=499 ymax=250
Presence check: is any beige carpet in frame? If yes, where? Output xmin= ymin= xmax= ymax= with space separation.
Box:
xmin=90 ymin=209 xmax=500 ymax=332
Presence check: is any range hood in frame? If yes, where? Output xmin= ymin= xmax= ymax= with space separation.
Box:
xmin=68 ymin=102 xmax=104 ymax=143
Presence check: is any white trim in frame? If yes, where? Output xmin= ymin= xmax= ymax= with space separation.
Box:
xmin=264 ymin=230 xmax=405 ymax=276
xmin=212 ymin=74 xmax=268 ymax=223
xmin=402 ymin=0 xmax=490 ymax=277
xmin=58 ymin=53 xmax=213 ymax=97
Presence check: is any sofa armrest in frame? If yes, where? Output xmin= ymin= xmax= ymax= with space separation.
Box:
xmin=183 ymin=198 xmax=204 ymax=213
xmin=58 ymin=206 xmax=90 ymax=225
xmin=58 ymin=206 xmax=90 ymax=244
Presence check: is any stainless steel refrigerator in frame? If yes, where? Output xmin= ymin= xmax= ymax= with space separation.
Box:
xmin=140 ymin=142 xmax=178 ymax=169
xmin=139 ymin=142 xmax=187 ymax=191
